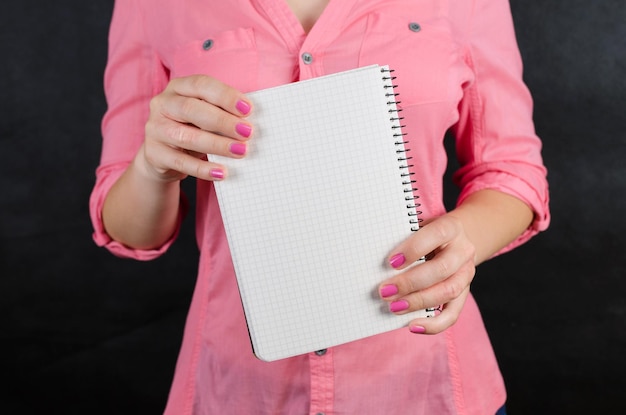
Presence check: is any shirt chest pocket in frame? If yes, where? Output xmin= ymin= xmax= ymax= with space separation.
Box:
xmin=358 ymin=10 xmax=460 ymax=106
xmin=171 ymin=27 xmax=259 ymax=93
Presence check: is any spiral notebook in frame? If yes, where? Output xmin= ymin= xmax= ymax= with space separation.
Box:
xmin=209 ymin=65 xmax=434 ymax=361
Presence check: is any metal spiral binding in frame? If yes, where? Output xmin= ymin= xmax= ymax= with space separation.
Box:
xmin=381 ymin=67 xmax=422 ymax=232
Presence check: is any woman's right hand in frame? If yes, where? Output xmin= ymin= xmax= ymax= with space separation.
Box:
xmin=141 ymin=74 xmax=254 ymax=183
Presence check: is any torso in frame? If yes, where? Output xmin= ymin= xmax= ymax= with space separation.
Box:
xmin=104 ymin=1 xmax=516 ymax=412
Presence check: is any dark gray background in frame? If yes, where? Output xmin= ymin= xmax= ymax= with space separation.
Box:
xmin=1 ymin=1 xmax=625 ymax=413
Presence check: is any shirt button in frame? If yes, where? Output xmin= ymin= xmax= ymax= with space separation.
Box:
xmin=202 ymin=39 xmax=214 ymax=50
xmin=301 ymin=52 xmax=314 ymax=64
xmin=315 ymin=349 xmax=327 ymax=356
xmin=408 ymin=22 xmax=421 ymax=32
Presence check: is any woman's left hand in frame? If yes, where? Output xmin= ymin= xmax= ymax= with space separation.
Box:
xmin=378 ymin=213 xmax=477 ymax=334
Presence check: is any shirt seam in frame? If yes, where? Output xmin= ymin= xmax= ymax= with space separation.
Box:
xmin=463 ymin=0 xmax=485 ymax=169
xmin=445 ymin=329 xmax=466 ymax=414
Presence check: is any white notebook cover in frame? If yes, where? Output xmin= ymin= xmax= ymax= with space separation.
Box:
xmin=209 ymin=65 xmax=432 ymax=361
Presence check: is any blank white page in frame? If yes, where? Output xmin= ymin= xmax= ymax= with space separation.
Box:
xmin=209 ymin=65 xmax=432 ymax=361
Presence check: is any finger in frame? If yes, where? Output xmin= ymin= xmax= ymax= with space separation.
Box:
xmin=152 ymin=93 xmax=253 ymax=143
xmin=143 ymin=132 xmax=229 ymax=182
xmin=405 ymin=287 xmax=470 ymax=335
xmin=169 ymin=75 xmax=253 ymax=117
xmin=386 ymin=261 xmax=475 ymax=313
xmin=147 ymin=117 xmax=250 ymax=159
xmin=387 ymin=215 xmax=464 ymax=269
xmin=381 ymin=246 xmax=473 ymax=299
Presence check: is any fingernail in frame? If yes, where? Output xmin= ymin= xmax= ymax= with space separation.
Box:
xmin=236 ymin=99 xmax=251 ymax=115
xmin=210 ymin=168 xmax=224 ymax=180
xmin=380 ymin=284 xmax=399 ymax=298
xmin=390 ymin=300 xmax=409 ymax=313
xmin=235 ymin=122 xmax=252 ymax=138
xmin=389 ymin=253 xmax=406 ymax=268
xmin=409 ymin=325 xmax=426 ymax=334
xmin=230 ymin=142 xmax=247 ymax=156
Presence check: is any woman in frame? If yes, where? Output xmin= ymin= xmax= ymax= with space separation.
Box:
xmin=90 ymin=0 xmax=550 ymax=413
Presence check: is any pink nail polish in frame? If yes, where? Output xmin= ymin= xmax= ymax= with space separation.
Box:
xmin=236 ymin=99 xmax=251 ymax=115
xmin=410 ymin=325 xmax=426 ymax=334
xmin=390 ymin=300 xmax=409 ymax=313
xmin=230 ymin=143 xmax=247 ymax=156
xmin=210 ymin=168 xmax=224 ymax=180
xmin=380 ymin=284 xmax=399 ymax=298
xmin=389 ymin=253 xmax=406 ymax=268
xmin=235 ymin=123 xmax=252 ymax=138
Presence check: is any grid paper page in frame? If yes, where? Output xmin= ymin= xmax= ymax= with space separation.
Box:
xmin=209 ymin=65 xmax=432 ymax=361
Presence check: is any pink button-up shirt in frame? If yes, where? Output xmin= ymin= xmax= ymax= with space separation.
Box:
xmin=90 ymin=1 xmax=550 ymax=414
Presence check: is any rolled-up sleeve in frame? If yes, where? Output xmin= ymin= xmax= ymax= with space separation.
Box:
xmin=89 ymin=0 xmax=184 ymax=260
xmin=451 ymin=0 xmax=550 ymax=254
